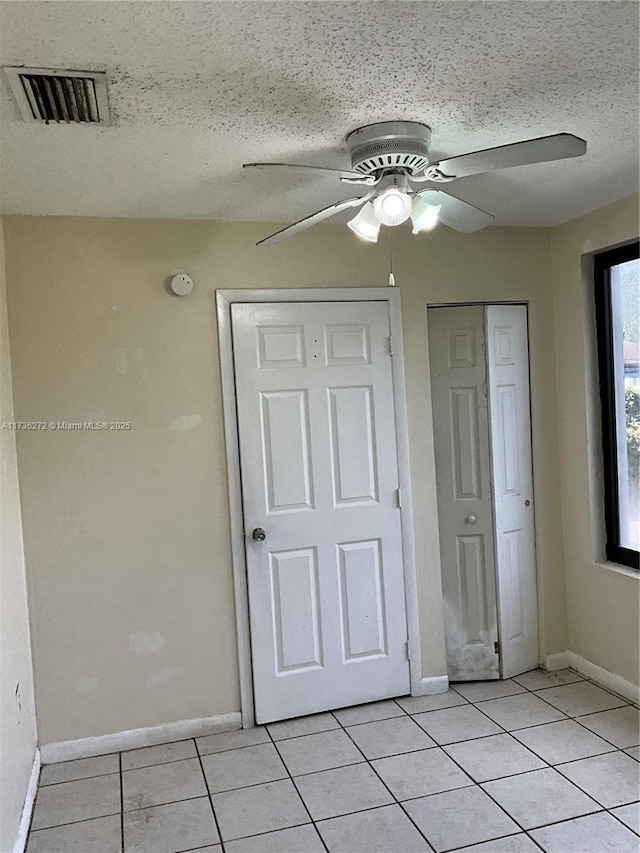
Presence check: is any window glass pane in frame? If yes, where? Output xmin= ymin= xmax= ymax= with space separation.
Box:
xmin=611 ymin=258 xmax=640 ymax=550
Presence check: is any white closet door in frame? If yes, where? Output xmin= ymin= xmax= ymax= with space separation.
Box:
xmin=486 ymin=305 xmax=539 ymax=677
xmin=428 ymin=306 xmax=500 ymax=680
xmin=231 ymin=301 xmax=410 ymax=723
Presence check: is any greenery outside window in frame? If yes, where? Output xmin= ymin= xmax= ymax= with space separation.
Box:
xmin=594 ymin=241 xmax=640 ymax=570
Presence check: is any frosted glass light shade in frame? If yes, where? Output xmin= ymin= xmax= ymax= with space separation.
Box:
xmin=347 ymin=202 xmax=380 ymax=242
xmin=411 ymin=196 xmax=441 ymax=233
xmin=373 ymin=187 xmax=413 ymax=226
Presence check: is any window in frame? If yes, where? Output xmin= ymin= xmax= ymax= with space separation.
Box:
xmin=594 ymin=241 xmax=640 ymax=570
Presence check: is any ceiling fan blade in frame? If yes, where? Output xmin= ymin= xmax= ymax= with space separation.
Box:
xmin=417 ymin=189 xmax=494 ymax=233
xmin=243 ymin=162 xmax=374 ymax=183
xmin=432 ymin=133 xmax=587 ymax=179
xmin=257 ymin=194 xmax=372 ymax=247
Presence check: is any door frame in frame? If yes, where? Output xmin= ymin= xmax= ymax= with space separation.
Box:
xmin=217 ymin=287 xmax=421 ymax=727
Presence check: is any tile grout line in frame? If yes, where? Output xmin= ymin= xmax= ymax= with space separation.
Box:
xmin=442 ymin=833 xmax=545 ymax=853
xmin=553 ymin=748 xmax=636 ymax=772
xmin=194 ymin=737 xmax=631 ymax=798
xmin=467 ymin=670 xmax=632 ymax=708
xmin=35 ymin=675 xmax=632 ymax=776
xmin=448 ymin=686 xmax=631 ymax=760
xmin=556 ymin=708 xmax=638 ymax=751
xmin=440 ymin=757 xmax=601 ymax=852
xmin=119 ymin=751 xmax=124 ymax=853
xmin=119 ymin=791 xmax=211 ymax=813
xmin=332 ymin=701 xmax=587 ymax=853
xmin=34 ymin=730 xmax=632 ymax=811
xmin=41 ymin=717 xmax=635 ymax=788
xmin=460 ymin=693 xmax=618 ymax=822
xmin=447 ymin=679 xmax=637 ymax=753
xmin=40 ymin=770 xmax=122 ymax=788
xmin=421 ymin=693 xmax=615 ymax=849
xmin=213 ymin=728 xmax=636 ymax=807
xmin=194 ymin=737 xmax=226 ymax=853
xmin=506 ymin=671 xmax=633 ymax=716
xmin=25 ymin=673 xmax=638 ymax=849
xmin=272 ymin=706 xmax=409 ymax=737
xmin=439 ymin=685 xmax=565 ymax=752
xmin=385 ymin=706 xmax=549 ymax=850
xmin=34 ymin=735 xmax=579 ymax=787
xmin=25 ymin=811 xmax=122 ymax=834
xmin=486 ymin=677 xmax=640 ymax=775
xmin=214 ymin=820 xmax=321 ymax=847
xmin=332 ymin=699 xmax=410 ymax=727
xmin=334 ymin=705 xmax=451 ymax=850
xmin=607 ymin=806 xmax=640 ymax=839
xmin=265 ymin=719 xmax=333 ymax=853
xmin=459 ymin=687 xmax=573 ymax=728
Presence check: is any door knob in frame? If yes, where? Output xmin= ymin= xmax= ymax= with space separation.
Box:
xmin=466 ymin=515 xmax=477 ymax=524
xmin=252 ymin=527 xmax=267 ymax=542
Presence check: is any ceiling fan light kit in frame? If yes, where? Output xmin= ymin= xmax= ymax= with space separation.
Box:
xmin=347 ymin=202 xmax=380 ymax=243
xmin=244 ymin=121 xmax=587 ymax=247
xmin=348 ymin=188 xmax=441 ymax=243
xmin=373 ymin=186 xmax=413 ymax=226
xmin=411 ymin=197 xmax=441 ymax=234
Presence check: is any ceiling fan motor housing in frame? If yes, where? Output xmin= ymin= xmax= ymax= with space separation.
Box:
xmin=346 ymin=121 xmax=432 ymax=175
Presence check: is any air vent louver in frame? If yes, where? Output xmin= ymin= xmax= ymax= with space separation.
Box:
xmin=3 ymin=67 xmax=110 ymax=124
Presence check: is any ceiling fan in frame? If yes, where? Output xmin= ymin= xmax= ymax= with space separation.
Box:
xmin=243 ymin=121 xmax=587 ymax=247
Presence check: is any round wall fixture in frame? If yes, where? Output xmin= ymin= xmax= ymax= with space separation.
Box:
xmin=168 ymin=272 xmax=193 ymax=296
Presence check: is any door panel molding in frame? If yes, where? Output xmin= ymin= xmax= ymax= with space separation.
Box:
xmin=216 ymin=288 xmax=421 ymax=727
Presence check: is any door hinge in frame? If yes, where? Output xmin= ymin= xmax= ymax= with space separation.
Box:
xmin=396 ymin=487 xmax=402 ymax=508
xmin=405 ymin=641 xmax=411 ymax=661
xmin=387 ymin=336 xmax=393 ymax=356
xmin=494 ymin=640 xmax=500 ymax=655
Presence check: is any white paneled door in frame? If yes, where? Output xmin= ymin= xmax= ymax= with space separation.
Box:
xmin=428 ymin=304 xmax=538 ymax=682
xmin=231 ymin=301 xmax=410 ymax=724
xmin=486 ymin=305 xmax=538 ymax=678
xmin=428 ymin=306 xmax=500 ymax=681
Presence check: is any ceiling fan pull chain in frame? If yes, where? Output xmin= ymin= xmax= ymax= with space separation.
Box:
xmin=388 ymin=229 xmax=396 ymax=287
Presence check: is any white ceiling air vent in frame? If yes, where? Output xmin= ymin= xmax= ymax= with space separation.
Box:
xmin=3 ymin=67 xmax=110 ymax=124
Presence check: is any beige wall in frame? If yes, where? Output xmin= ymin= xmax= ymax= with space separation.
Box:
xmin=4 ymin=215 xmax=566 ymax=744
xmin=0 ymin=216 xmax=38 ymax=852
xmin=551 ymin=193 xmax=640 ymax=686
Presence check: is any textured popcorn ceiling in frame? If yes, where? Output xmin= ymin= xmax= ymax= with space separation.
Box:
xmin=0 ymin=1 xmax=638 ymax=225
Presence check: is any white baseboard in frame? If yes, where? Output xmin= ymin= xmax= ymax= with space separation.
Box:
xmin=414 ymin=675 xmax=449 ymax=696
xmin=542 ymin=651 xmax=571 ymax=671
xmin=567 ymin=653 xmax=639 ymax=704
xmin=542 ymin=650 xmax=639 ymax=704
xmin=40 ymin=712 xmax=241 ymax=765
xmin=13 ymin=748 xmax=40 ymax=853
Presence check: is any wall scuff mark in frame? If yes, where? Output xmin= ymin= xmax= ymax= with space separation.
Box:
xmin=170 ymin=414 xmax=202 ymax=432
xmin=114 ymin=348 xmax=128 ymax=376
xmin=146 ymin=667 xmax=185 ymax=688
xmin=129 ymin=631 xmax=164 ymax=656
xmin=75 ymin=677 xmax=100 ymax=693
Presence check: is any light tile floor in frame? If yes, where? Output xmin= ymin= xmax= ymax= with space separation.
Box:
xmin=26 ymin=670 xmax=640 ymax=853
